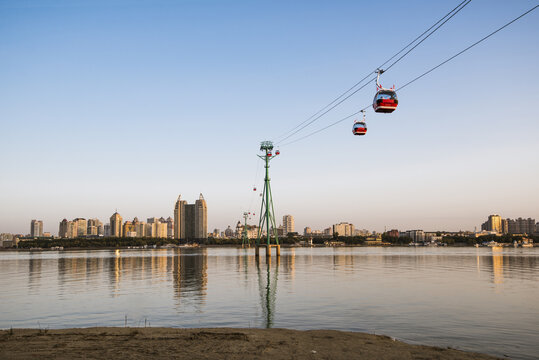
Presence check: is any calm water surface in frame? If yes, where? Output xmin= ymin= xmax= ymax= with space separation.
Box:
xmin=1 ymin=247 xmax=538 ymax=359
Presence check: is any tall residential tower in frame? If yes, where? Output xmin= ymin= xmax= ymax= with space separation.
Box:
xmin=283 ymin=215 xmax=294 ymax=235
xmin=173 ymin=194 xmax=207 ymax=240
xmin=30 ymin=220 xmax=43 ymax=238
xmin=110 ymin=211 xmax=123 ymax=237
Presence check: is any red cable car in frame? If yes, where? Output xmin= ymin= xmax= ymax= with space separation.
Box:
xmin=267 ymin=152 xmax=272 ymax=157
xmin=353 ymin=121 xmax=367 ymax=136
xmin=352 ymin=110 xmax=367 ymax=136
xmin=253 ymin=187 xmax=257 ymax=191
xmin=275 ymin=149 xmax=280 ymax=155
xmin=373 ymin=69 xmax=398 ymax=113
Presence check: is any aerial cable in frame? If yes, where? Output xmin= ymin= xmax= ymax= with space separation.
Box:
xmin=376 ymin=0 xmax=470 ymax=71
xmin=383 ymin=0 xmax=471 ymax=73
xmin=279 ymin=4 xmax=538 ymax=147
xmin=275 ymin=77 xmax=376 ymax=144
xmin=279 ymin=109 xmax=366 ymax=147
xmin=398 ymin=4 xmax=539 ymax=91
xmin=273 ymin=0 xmax=470 ymax=143
xmin=272 ymin=0 xmax=471 ymax=144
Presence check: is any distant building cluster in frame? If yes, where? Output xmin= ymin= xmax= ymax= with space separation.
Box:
xmin=481 ymin=214 xmax=536 ymax=235
xmin=3 ymin=207 xmax=538 ymax=249
xmin=59 ymin=218 xmax=103 ymax=238
xmin=218 ymin=214 xmax=297 ymax=240
xmin=302 ymin=222 xmax=370 ymax=238
xmin=7 ymin=193 xmax=209 ymax=242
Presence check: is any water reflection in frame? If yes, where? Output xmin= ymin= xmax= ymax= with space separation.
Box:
xmin=2 ymin=247 xmax=539 ymax=360
xmin=491 ymin=248 xmax=504 ymax=286
xmin=28 ymin=255 xmax=42 ymax=292
xmin=256 ymin=257 xmax=279 ymax=328
xmin=172 ymin=248 xmax=207 ymax=307
xmin=472 ymin=248 xmax=538 ymax=286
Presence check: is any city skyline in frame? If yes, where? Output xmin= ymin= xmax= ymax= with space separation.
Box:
xmin=1 ymin=1 xmax=538 ymax=235
xmin=7 ymin=210 xmax=538 ymax=238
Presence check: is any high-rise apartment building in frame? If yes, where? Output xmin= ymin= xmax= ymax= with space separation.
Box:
xmin=173 ymin=194 xmax=207 ymax=240
xmin=481 ymin=214 xmax=502 ymax=233
xmin=59 ymin=219 xmax=69 ymax=238
xmin=73 ymin=218 xmax=87 ymax=237
xmin=133 ymin=218 xmax=146 ymax=237
xmin=401 ymin=230 xmax=425 ymax=242
xmin=165 ymin=217 xmax=174 ymax=238
xmin=507 ymin=217 xmax=536 ymax=234
xmin=87 ymin=218 xmax=103 ymax=236
xmin=145 ymin=217 xmax=168 ymax=238
xmin=283 ymin=215 xmax=294 ymax=235
xmin=174 ymin=195 xmax=187 ymax=239
xmin=67 ymin=221 xmax=78 ymax=238
xmin=501 ymin=219 xmax=509 ymax=234
xmin=194 ymin=194 xmax=207 ymax=239
xmin=104 ymin=224 xmax=111 ymax=237
xmin=110 ymin=212 xmax=123 ymax=237
xmin=123 ymin=221 xmax=136 ymax=237
xmin=30 ymin=220 xmax=43 ymax=238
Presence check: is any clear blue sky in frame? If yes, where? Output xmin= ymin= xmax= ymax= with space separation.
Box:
xmin=1 ymin=0 xmax=538 ymax=235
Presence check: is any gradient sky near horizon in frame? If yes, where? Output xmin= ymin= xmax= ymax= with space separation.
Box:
xmin=1 ymin=0 xmax=538 ymax=235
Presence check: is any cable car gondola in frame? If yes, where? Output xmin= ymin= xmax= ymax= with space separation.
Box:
xmin=373 ymin=69 xmax=398 ymax=113
xmin=352 ymin=110 xmax=367 ymax=136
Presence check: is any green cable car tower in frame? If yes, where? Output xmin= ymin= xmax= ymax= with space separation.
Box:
xmin=256 ymin=141 xmax=280 ymax=258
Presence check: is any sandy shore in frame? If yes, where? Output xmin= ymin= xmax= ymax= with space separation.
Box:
xmin=0 ymin=327 xmax=502 ymax=359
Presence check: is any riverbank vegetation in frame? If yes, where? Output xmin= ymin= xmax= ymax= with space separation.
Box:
xmin=9 ymin=233 xmax=537 ymax=250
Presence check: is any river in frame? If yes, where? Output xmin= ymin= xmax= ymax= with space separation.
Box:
xmin=0 ymin=246 xmax=537 ymax=359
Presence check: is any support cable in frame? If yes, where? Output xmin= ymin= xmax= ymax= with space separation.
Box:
xmin=398 ymin=4 xmax=538 ymax=91
xmin=279 ymin=4 xmax=538 ymax=147
xmin=272 ymin=0 xmax=471 ymax=144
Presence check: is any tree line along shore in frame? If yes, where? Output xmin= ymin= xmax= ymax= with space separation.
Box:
xmin=2 ymin=233 xmax=536 ymax=250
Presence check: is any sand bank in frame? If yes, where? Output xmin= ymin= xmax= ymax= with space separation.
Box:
xmin=0 ymin=327 xmax=501 ymax=359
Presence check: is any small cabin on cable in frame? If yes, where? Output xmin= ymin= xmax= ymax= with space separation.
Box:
xmin=373 ymin=69 xmax=398 ymax=113
xmin=373 ymin=88 xmax=398 ymax=113
xmin=352 ymin=121 xmax=367 ymax=136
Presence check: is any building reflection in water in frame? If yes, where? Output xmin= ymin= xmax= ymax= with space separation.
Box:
xmin=28 ymin=254 xmax=42 ymax=292
xmin=491 ymin=248 xmax=504 ymax=286
xmin=171 ymin=248 xmax=208 ymax=308
xmin=57 ymin=252 xmax=102 ymax=296
xmin=282 ymin=248 xmax=295 ymax=281
xmin=100 ymin=248 xmax=208 ymax=305
xmin=332 ymin=249 xmax=354 ymax=272
xmin=256 ymin=257 xmax=279 ymax=328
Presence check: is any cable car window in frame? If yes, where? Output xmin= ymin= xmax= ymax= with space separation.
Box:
xmin=377 ymin=91 xmax=397 ymax=100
